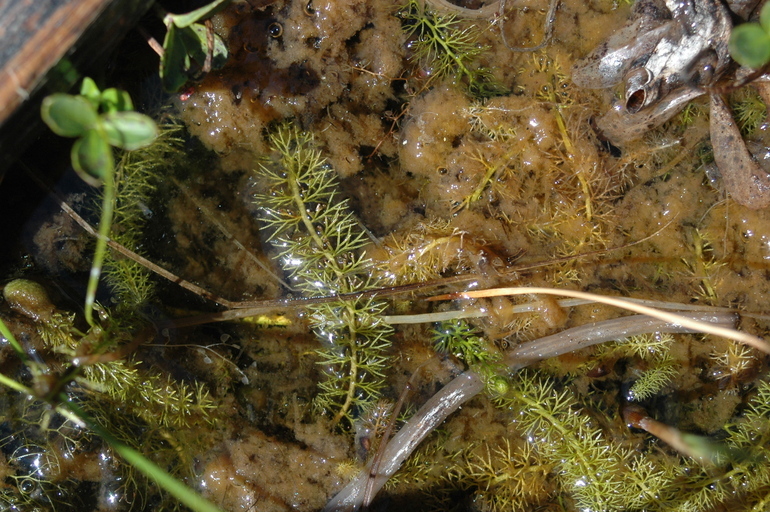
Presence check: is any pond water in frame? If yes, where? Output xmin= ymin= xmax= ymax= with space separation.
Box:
xmin=3 ymin=0 xmax=770 ymax=510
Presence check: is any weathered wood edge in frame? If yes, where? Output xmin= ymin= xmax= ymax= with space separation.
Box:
xmin=0 ymin=0 xmax=155 ymax=177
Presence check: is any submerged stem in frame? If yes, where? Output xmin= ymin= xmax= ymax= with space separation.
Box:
xmin=85 ymin=171 xmax=115 ymax=326
xmin=324 ymin=310 xmax=739 ymax=511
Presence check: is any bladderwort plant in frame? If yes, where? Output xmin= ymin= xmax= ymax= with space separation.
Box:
xmin=0 ymin=279 xmax=224 ymax=512
xmin=255 ymin=123 xmax=393 ymax=427
xmin=101 ymin=120 xmax=185 ymax=315
xmin=398 ymin=0 xmax=509 ymax=98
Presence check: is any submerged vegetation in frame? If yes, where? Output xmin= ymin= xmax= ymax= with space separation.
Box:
xmin=4 ymin=0 xmax=770 ymax=510
xmin=256 ymin=125 xmax=393 ymax=426
xmin=102 ymin=121 xmax=185 ymax=312
xmin=398 ymin=0 xmax=508 ymax=98
xmin=0 ymin=278 xmax=221 ymax=511
xmin=385 ymin=368 xmax=770 ymax=511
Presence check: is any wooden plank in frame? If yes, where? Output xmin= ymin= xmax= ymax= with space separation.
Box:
xmin=0 ymin=0 xmax=154 ymax=176
xmin=0 ymin=0 xmax=114 ymax=123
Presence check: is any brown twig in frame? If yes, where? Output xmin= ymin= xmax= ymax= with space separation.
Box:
xmin=203 ymin=19 xmax=215 ymax=73
xmin=137 ymin=25 xmax=164 ymax=59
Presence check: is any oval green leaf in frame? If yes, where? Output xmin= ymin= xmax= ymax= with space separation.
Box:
xmin=761 ymin=1 xmax=770 ymax=33
xmin=730 ymin=23 xmax=770 ymax=68
xmin=101 ymin=112 xmax=158 ymax=150
xmin=71 ymin=128 xmax=114 ymax=186
xmin=165 ymin=0 xmax=231 ymax=29
xmin=100 ymin=88 xmax=134 ymax=113
xmin=79 ymin=77 xmax=102 ymax=109
xmin=41 ymin=94 xmax=99 ymax=137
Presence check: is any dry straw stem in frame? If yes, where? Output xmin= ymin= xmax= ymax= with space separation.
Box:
xmin=430 ymin=287 xmax=770 ymax=354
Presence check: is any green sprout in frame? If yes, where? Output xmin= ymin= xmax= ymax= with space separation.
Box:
xmin=160 ymin=0 xmax=230 ymax=92
xmin=41 ymin=77 xmax=158 ymax=186
xmin=40 ymin=77 xmax=158 ymax=326
xmin=729 ymin=2 xmax=770 ymax=68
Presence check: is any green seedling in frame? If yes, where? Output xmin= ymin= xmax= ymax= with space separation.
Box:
xmin=729 ymin=2 xmax=770 ymax=68
xmin=160 ymin=0 xmax=230 ymax=92
xmin=42 ymin=77 xmax=158 ymax=184
xmin=41 ymin=77 xmax=158 ymax=326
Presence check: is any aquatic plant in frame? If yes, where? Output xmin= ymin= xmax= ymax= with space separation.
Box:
xmin=0 ymin=280 xmax=222 ymax=511
xmin=398 ymin=0 xmax=508 ymax=98
xmin=589 ymin=332 xmax=678 ymax=401
xmin=683 ymin=228 xmax=724 ymax=305
xmin=40 ymin=78 xmax=158 ymax=326
xmin=357 ymin=319 xmax=770 ymax=511
xmin=710 ymin=340 xmax=758 ymax=389
xmin=431 ymin=318 xmax=505 ymax=391
xmin=41 ymin=77 xmax=158 ymax=187
xmin=729 ymin=2 xmax=770 ymax=68
xmin=102 ymin=121 xmax=185 ymax=313
xmin=255 ymin=123 xmax=393 ymax=427
xmin=495 ymin=371 xmax=677 ymax=511
xmin=461 ymin=438 xmax=552 ymax=511
xmin=326 ymin=304 xmax=744 ymax=510
xmin=15 ymin=0 xmax=770 ymax=509
xmin=375 ymin=219 xmax=470 ymax=286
